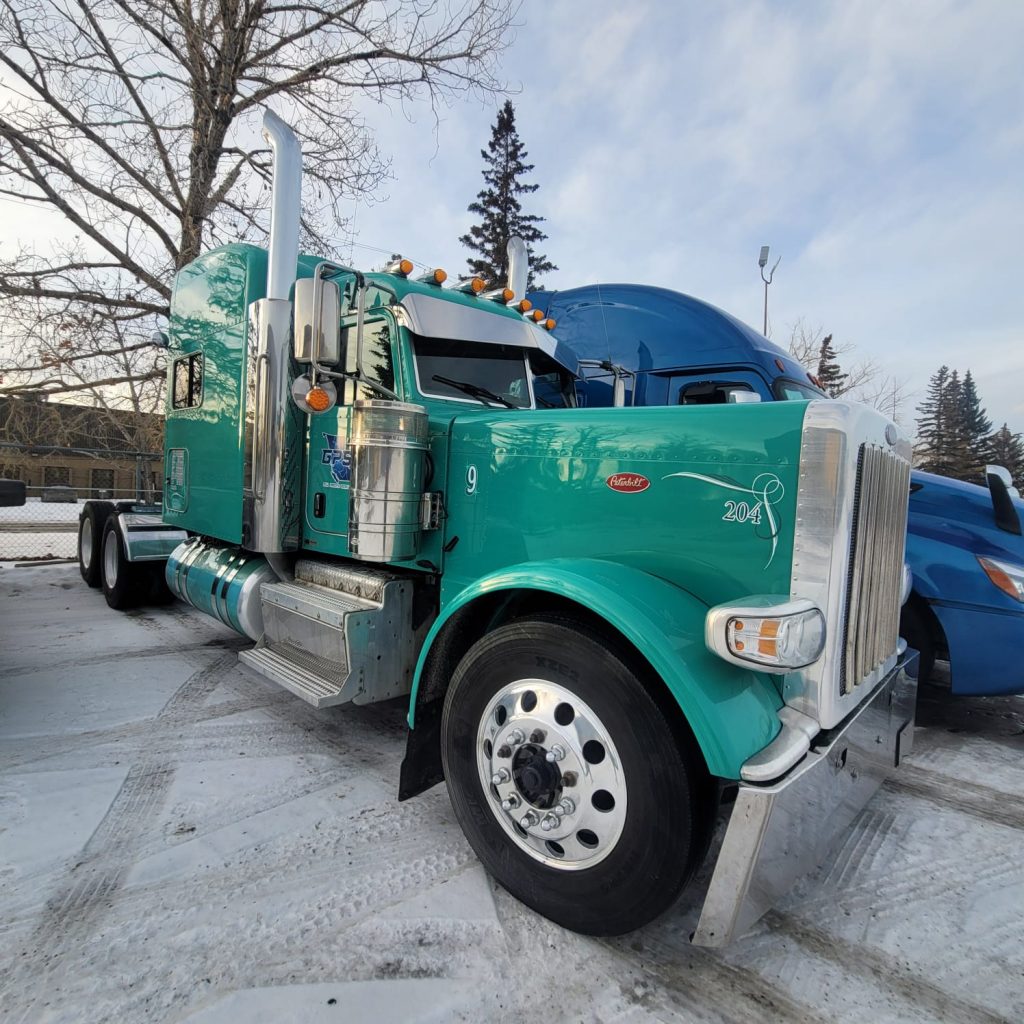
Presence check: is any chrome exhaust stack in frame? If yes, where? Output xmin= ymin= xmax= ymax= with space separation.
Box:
xmin=263 ymin=110 xmax=302 ymax=300
xmin=244 ymin=110 xmax=304 ymax=559
xmin=506 ymin=235 xmax=528 ymax=301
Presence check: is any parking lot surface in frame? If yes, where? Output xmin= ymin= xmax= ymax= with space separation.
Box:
xmin=2 ymin=563 xmax=1023 ymax=1023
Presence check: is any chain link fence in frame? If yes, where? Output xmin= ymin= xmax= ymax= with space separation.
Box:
xmin=0 ymin=447 xmax=162 ymax=561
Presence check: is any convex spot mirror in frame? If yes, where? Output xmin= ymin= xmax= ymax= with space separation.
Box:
xmin=293 ymin=277 xmax=341 ymax=364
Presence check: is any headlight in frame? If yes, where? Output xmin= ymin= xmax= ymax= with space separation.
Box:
xmin=978 ymin=556 xmax=1024 ymax=603
xmin=706 ymin=598 xmax=826 ymax=673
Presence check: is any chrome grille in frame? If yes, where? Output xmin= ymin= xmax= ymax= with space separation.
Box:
xmin=842 ymin=444 xmax=911 ymax=693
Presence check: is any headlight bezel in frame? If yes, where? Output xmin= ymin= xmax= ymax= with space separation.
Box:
xmin=705 ymin=597 xmax=826 ymax=675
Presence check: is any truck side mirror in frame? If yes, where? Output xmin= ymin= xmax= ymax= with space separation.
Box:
xmin=986 ymin=464 xmax=1018 ymax=497
xmin=293 ymin=277 xmax=341 ymax=364
xmin=727 ymin=390 xmax=761 ymax=404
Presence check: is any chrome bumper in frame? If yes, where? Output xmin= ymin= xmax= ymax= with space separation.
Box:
xmin=691 ymin=650 xmax=918 ymax=947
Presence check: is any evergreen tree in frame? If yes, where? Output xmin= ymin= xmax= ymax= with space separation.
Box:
xmin=815 ymin=334 xmax=848 ymax=397
xmin=955 ymin=371 xmax=993 ymax=483
xmin=459 ymin=100 xmax=556 ymax=290
xmin=916 ymin=365 xmax=952 ymax=475
xmin=987 ymin=424 xmax=1024 ymax=482
xmin=945 ymin=369 xmax=965 ymax=477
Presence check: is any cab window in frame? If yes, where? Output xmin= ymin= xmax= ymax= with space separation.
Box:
xmin=413 ymin=336 xmax=532 ymax=409
xmin=774 ymin=379 xmax=825 ymax=401
xmin=677 ymin=380 xmax=756 ymax=405
xmin=171 ymin=352 xmax=203 ymax=409
xmin=340 ymin=318 xmax=396 ymax=403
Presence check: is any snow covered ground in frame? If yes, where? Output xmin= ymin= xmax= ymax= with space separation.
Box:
xmin=0 ymin=498 xmax=83 ymax=560
xmin=1 ymin=563 xmax=1023 ymax=1024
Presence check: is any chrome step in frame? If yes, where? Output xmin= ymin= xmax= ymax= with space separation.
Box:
xmin=236 ymin=559 xmax=435 ymax=709
xmin=239 ymin=642 xmax=350 ymax=708
xmin=293 ymin=558 xmax=402 ymax=602
xmin=261 ymin=579 xmax=378 ymax=629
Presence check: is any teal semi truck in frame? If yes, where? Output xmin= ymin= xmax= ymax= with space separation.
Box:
xmin=76 ymin=111 xmax=917 ymax=945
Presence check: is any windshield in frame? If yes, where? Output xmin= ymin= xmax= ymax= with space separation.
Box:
xmin=413 ymin=336 xmax=532 ymax=408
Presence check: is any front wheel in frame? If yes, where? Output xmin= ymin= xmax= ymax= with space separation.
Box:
xmin=441 ymin=617 xmax=708 ymax=935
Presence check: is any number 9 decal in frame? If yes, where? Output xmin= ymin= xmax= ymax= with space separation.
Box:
xmin=466 ymin=464 xmax=478 ymax=495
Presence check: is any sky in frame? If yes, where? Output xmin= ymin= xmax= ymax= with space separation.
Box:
xmin=346 ymin=0 xmax=1024 ymax=432
xmin=2 ymin=0 xmax=1021 ymax=432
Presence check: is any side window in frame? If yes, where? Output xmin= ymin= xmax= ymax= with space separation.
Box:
xmin=677 ymin=380 xmax=754 ymax=405
xmin=341 ymin=319 xmax=395 ymax=403
xmin=172 ymin=352 xmax=204 ymax=409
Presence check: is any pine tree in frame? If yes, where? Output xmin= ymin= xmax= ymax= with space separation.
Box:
xmin=916 ymin=365 xmax=952 ymax=474
xmin=945 ymin=369 xmax=965 ymax=476
xmin=956 ymin=371 xmax=993 ymax=483
xmin=987 ymin=424 xmax=1024 ymax=482
xmin=459 ymin=100 xmax=556 ymax=290
xmin=815 ymin=334 xmax=848 ymax=397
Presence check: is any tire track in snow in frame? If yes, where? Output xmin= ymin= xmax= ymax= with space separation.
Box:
xmin=884 ymin=763 xmax=1024 ymax=831
xmin=762 ymin=910 xmax=1016 ymax=1024
xmin=6 ymin=652 xmax=237 ymax=1007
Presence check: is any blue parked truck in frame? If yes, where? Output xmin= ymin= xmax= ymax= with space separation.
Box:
xmin=529 ymin=283 xmax=1024 ymax=696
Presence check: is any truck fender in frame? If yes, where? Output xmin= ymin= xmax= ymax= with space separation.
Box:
xmin=406 ymin=558 xmax=782 ymax=782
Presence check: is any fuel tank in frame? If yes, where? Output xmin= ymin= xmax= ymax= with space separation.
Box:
xmin=165 ymin=538 xmax=276 ymax=639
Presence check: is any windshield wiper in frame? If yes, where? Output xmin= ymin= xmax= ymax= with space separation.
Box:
xmin=432 ymin=374 xmax=516 ymax=409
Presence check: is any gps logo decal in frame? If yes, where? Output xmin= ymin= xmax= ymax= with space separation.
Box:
xmin=321 ymin=433 xmax=351 ymax=484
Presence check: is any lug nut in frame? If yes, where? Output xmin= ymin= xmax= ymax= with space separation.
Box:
xmin=507 ymin=729 xmax=525 ymax=746
xmin=501 ymin=794 xmax=520 ymax=811
xmin=545 ymin=745 xmax=565 ymax=763
xmin=559 ymin=797 xmax=576 ymax=815
xmin=530 ymin=729 xmax=546 ymax=744
xmin=520 ymin=811 xmax=538 ymax=829
xmin=540 ymin=814 xmax=559 ymax=832
xmin=561 ymin=771 xmax=577 ymax=787
xmin=491 ymin=768 xmax=510 ymax=785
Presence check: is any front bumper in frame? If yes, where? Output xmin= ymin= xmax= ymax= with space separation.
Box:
xmin=691 ymin=649 xmax=918 ymax=947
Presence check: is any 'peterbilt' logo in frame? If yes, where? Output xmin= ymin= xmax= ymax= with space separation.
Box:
xmin=606 ymin=473 xmax=650 ymax=493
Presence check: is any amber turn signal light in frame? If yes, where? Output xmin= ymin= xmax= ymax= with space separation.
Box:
xmin=305 ymin=386 xmax=333 ymax=413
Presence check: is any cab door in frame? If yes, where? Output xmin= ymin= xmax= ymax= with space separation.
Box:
xmin=302 ymin=312 xmax=400 ymax=556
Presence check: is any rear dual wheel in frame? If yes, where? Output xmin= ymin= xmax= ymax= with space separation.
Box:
xmin=78 ymin=502 xmax=114 ymax=587
xmin=441 ymin=617 xmax=708 ymax=935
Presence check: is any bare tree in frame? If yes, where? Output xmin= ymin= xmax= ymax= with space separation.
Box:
xmin=0 ymin=0 xmax=518 ymax=415
xmin=788 ymin=318 xmax=910 ymax=422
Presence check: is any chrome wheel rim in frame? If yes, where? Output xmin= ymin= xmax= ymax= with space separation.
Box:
xmin=103 ymin=529 xmax=118 ymax=587
xmin=476 ymin=678 xmax=627 ymax=870
xmin=80 ymin=519 xmax=93 ymax=570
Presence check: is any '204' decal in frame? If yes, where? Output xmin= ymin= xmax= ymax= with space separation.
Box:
xmin=663 ymin=470 xmax=785 ymax=568
xmin=722 ymin=499 xmax=762 ymax=524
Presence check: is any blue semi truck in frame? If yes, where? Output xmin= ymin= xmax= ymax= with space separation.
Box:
xmin=529 ymin=283 xmax=1024 ymax=696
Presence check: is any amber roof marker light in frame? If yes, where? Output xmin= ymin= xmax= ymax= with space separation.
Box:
xmin=386 ymin=257 xmax=414 ymax=276
xmin=457 ymin=277 xmax=487 ymax=295
xmin=416 ymin=268 xmax=447 ymax=286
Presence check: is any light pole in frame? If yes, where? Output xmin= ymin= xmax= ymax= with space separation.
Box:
xmin=758 ymin=245 xmax=781 ymax=337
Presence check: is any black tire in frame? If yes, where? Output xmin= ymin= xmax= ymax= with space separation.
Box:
xmin=900 ymin=599 xmax=935 ymax=683
xmin=78 ymin=501 xmax=114 ymax=588
xmin=441 ymin=616 xmax=708 ymax=936
xmin=100 ymin=516 xmax=143 ymax=610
